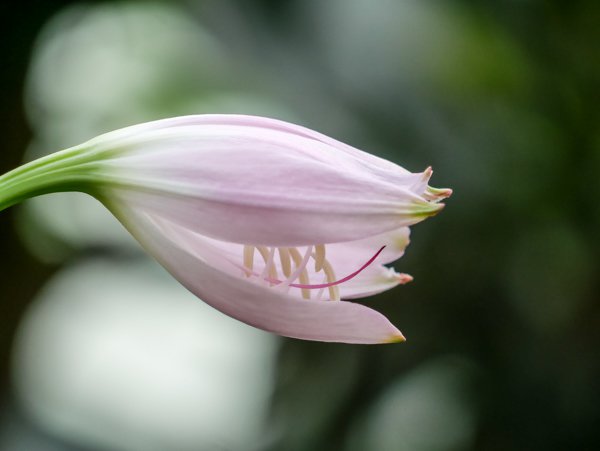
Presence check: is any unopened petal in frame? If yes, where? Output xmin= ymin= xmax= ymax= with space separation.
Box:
xmin=85 ymin=115 xmax=446 ymax=246
xmin=87 ymin=114 xmax=409 ymax=175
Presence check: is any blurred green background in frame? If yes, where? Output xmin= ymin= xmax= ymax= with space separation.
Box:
xmin=0 ymin=1 xmax=599 ymax=450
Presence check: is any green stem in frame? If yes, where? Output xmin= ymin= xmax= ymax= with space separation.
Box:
xmin=0 ymin=146 xmax=99 ymax=212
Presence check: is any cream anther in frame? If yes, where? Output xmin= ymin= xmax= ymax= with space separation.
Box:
xmin=320 ymin=259 xmax=340 ymax=301
xmin=278 ymin=247 xmax=292 ymax=278
xmin=243 ymin=245 xmax=254 ymax=276
xmin=288 ymin=247 xmax=312 ymax=299
xmin=314 ymin=244 xmax=326 ymax=272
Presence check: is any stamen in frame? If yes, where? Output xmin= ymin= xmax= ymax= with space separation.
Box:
xmin=321 ymin=259 xmax=340 ymax=301
xmin=282 ymin=246 xmax=386 ymax=290
xmin=240 ymin=245 xmax=386 ymax=301
xmin=243 ymin=245 xmax=255 ymax=277
xmin=297 ymin=273 xmax=310 ymax=299
xmin=278 ymin=248 xmax=292 ymax=277
xmin=288 ymin=246 xmax=313 ymax=299
xmin=258 ymin=246 xmax=278 ymax=285
xmin=314 ymin=244 xmax=326 ymax=272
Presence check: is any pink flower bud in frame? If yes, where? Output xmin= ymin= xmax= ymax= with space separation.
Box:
xmin=1 ymin=115 xmax=451 ymax=343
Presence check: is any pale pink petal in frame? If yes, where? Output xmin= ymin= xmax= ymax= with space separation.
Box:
xmin=108 ymin=202 xmax=405 ymax=344
xmin=89 ymin=117 xmax=445 ymax=246
xmin=107 ymin=186 xmax=434 ymax=248
xmin=98 ymin=114 xmax=450 ymax=199
xmin=88 ymin=114 xmax=409 ymax=174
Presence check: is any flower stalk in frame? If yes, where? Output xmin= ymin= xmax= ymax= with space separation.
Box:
xmin=0 ymin=147 xmax=95 ymax=211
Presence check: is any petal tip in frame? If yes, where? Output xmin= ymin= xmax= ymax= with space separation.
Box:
xmin=407 ymin=200 xmax=445 ymax=222
xmin=425 ymin=186 xmax=453 ymax=202
xmin=385 ymin=331 xmax=406 ymax=343
xmin=396 ymin=273 xmax=413 ymax=285
xmin=421 ymin=166 xmax=433 ymax=181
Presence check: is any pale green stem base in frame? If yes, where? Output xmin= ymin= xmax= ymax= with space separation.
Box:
xmin=0 ymin=146 xmax=99 ymax=212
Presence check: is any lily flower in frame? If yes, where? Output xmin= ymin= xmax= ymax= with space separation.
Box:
xmin=0 ymin=115 xmax=451 ymax=343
